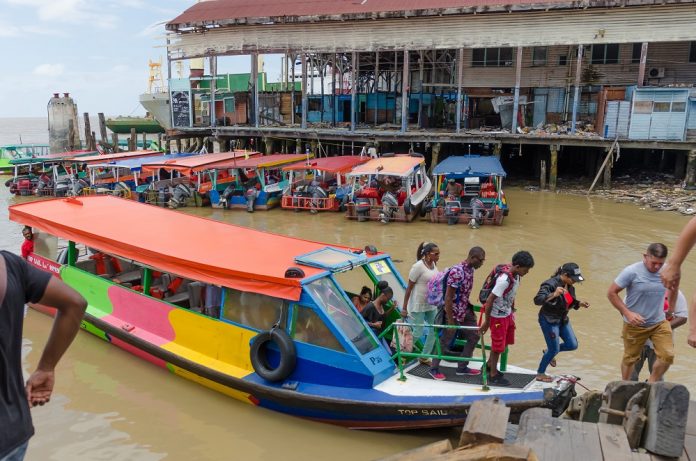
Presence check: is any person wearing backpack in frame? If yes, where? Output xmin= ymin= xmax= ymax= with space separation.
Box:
xmin=401 ymin=242 xmax=440 ymax=365
xmin=479 ymin=250 xmax=535 ymax=386
xmin=429 ymin=246 xmax=486 ymax=381
xmin=533 ymin=263 xmax=590 ymax=383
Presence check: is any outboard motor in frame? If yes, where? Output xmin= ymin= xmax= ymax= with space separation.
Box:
xmin=246 ymin=188 xmax=258 ymax=212
xmin=379 ymin=191 xmax=399 ymax=224
xmin=112 ymin=182 xmax=130 ymax=198
xmin=444 ymin=200 xmax=462 ymax=226
xmin=307 ymin=182 xmax=327 ymax=214
xmin=355 ymin=197 xmax=371 ymax=222
xmin=169 ymin=183 xmax=192 ymax=209
xmin=469 ymin=198 xmax=485 ymax=228
xmin=36 ymin=176 xmax=54 ymax=196
xmin=70 ymin=178 xmax=89 ymax=196
xmin=53 ymin=180 xmax=70 ymax=197
xmin=157 ymin=188 xmax=167 ymax=207
xmin=219 ymin=184 xmax=235 ymax=208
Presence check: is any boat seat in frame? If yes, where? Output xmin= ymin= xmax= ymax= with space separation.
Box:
xmin=164 ymin=291 xmax=190 ymax=307
xmin=113 ymin=269 xmax=141 ymax=285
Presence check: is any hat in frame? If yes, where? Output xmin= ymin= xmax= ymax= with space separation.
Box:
xmin=448 ymin=178 xmax=455 ymax=183
xmin=561 ymin=262 xmax=584 ymax=282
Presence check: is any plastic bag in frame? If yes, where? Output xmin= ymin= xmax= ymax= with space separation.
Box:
xmin=391 ymin=323 xmax=414 ymax=353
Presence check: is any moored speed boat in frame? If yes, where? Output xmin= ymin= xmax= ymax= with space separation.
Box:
xmin=428 ymin=155 xmax=509 ymax=226
xmin=10 ymin=196 xmax=575 ymax=429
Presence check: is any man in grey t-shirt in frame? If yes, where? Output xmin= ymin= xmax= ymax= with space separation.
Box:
xmin=607 ymin=243 xmax=677 ymax=383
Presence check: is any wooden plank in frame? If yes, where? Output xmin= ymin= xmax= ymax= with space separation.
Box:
xmin=516 ymin=415 xmax=575 ymax=461
xmin=597 ymin=422 xmax=633 ymax=461
xmin=567 ymin=420 xmax=603 ymax=461
xmin=684 ymin=434 xmax=696 ymax=461
xmin=374 ymin=439 xmax=453 ymax=461
xmin=686 ymin=401 xmax=696 ymax=437
xmin=644 ymin=383 xmax=690 ymax=458
xmin=437 ymin=443 xmax=535 ymax=461
xmin=459 ymin=397 xmax=510 ymax=447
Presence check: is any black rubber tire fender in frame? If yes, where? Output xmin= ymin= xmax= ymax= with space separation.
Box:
xmin=249 ymin=328 xmax=297 ymax=382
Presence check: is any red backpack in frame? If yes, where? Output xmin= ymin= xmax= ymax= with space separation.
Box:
xmin=478 ymin=264 xmax=515 ymax=304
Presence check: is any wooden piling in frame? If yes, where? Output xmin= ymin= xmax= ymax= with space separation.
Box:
xmin=603 ymin=148 xmax=613 ymax=189
xmin=98 ymin=113 xmax=107 ymax=144
xmin=142 ymin=132 xmax=147 ymax=149
xmin=176 ymin=138 xmax=183 ymax=153
xmin=111 ymin=133 xmax=120 ymax=153
xmin=540 ymin=159 xmax=547 ymax=190
xmin=549 ymin=145 xmax=558 ymax=191
xmin=157 ymin=133 xmax=162 ymax=151
xmin=90 ymin=131 xmax=96 ymax=151
xmin=685 ymin=150 xmax=696 ymax=188
xmin=129 ymin=128 xmax=136 ymax=151
xmin=493 ymin=143 xmax=501 ymax=159
xmin=460 ymin=398 xmax=510 ymax=447
xmin=67 ymin=120 xmax=76 ymax=151
xmin=295 ymin=138 xmax=302 ymax=154
xmin=83 ymin=113 xmax=92 ymax=149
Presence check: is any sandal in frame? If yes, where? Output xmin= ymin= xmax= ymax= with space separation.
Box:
xmin=536 ymin=374 xmax=554 ymax=383
xmin=543 ymin=350 xmax=557 ymax=367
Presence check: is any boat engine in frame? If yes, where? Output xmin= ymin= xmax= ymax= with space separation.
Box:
xmin=169 ymin=183 xmax=192 ymax=209
xmin=53 ymin=180 xmax=70 ymax=197
xmin=218 ymin=184 xmax=235 ymax=208
xmin=69 ymin=178 xmax=90 ymax=196
xmin=112 ymin=182 xmax=131 ymax=198
xmin=355 ymin=197 xmax=371 ymax=222
xmin=444 ymin=200 xmax=462 ymax=225
xmin=246 ymin=188 xmax=258 ymax=212
xmin=379 ymin=191 xmax=399 ymax=224
xmin=307 ymin=182 xmax=327 ymax=214
xmin=157 ymin=188 xmax=168 ymax=207
xmin=35 ymin=176 xmax=54 ymax=196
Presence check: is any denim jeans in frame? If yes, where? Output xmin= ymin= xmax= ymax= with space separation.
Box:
xmin=411 ymin=309 xmax=437 ymax=356
xmin=537 ymin=314 xmax=578 ymax=374
xmin=1 ymin=441 xmax=29 ymax=461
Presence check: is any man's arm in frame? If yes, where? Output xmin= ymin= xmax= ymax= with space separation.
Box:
xmin=478 ymin=293 xmax=497 ymax=334
xmin=444 ymin=285 xmax=456 ymax=323
xmin=662 ymin=216 xmax=696 ymax=289
xmin=689 ymin=291 xmax=696 ymax=348
xmin=25 ymin=277 xmax=87 ymax=407
xmin=607 ymin=282 xmax=644 ymax=326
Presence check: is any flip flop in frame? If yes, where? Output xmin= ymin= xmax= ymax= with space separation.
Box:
xmin=536 ymin=374 xmax=554 ymax=383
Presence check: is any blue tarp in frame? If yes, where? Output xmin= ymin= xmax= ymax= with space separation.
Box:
xmin=92 ymin=152 xmax=198 ymax=172
xmin=432 ymin=155 xmax=506 ymax=178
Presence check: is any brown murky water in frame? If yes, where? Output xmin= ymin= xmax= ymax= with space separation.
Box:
xmin=4 ymin=184 xmax=696 ymax=460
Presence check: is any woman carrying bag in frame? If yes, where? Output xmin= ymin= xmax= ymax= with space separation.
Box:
xmin=533 ymin=262 xmax=590 ymax=382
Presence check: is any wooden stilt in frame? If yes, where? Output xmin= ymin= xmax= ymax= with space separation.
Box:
xmin=685 ymin=150 xmax=696 ymax=188
xmin=98 ymin=113 xmax=108 ymax=145
xmin=540 ymin=159 xmax=547 ymax=190
xmin=549 ymin=145 xmax=558 ymax=191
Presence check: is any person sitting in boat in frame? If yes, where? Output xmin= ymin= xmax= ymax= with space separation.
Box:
xmin=445 ymin=179 xmax=463 ymax=199
xmin=21 ymin=226 xmax=34 ymax=260
xmin=352 ymin=286 xmax=373 ymax=313
xmin=361 ymin=283 xmax=398 ymax=337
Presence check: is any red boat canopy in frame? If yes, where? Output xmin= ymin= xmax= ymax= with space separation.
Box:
xmin=141 ymin=151 xmax=261 ymax=176
xmin=212 ymin=153 xmax=309 ymax=170
xmin=283 ymin=156 xmax=369 ymax=174
xmin=71 ymin=150 xmax=162 ymax=165
xmin=9 ymin=196 xmax=358 ymax=300
xmin=347 ymin=155 xmax=425 ymax=177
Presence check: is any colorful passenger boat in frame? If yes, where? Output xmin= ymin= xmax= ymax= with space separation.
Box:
xmin=5 ymin=150 xmax=97 ymax=196
xmin=140 ymin=150 xmax=261 ymax=197
xmin=10 ymin=196 xmax=575 ymax=429
xmin=209 ymin=153 xmax=309 ymax=211
xmin=0 ymin=144 xmax=50 ymax=173
xmin=345 ymin=154 xmax=432 ymax=223
xmin=428 ymin=155 xmax=509 ymax=226
xmin=281 ymin=156 xmax=369 ymax=212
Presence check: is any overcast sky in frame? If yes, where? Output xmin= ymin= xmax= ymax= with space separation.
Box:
xmin=0 ymin=0 xmax=283 ymax=118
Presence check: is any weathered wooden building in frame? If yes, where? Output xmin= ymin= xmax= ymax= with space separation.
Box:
xmin=164 ymin=0 xmax=696 ymax=186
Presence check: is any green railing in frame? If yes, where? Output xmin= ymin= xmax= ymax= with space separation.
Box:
xmin=380 ymin=320 xmax=509 ymax=392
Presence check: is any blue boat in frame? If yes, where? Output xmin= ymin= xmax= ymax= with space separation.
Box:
xmin=429 ymin=155 xmax=509 ymax=226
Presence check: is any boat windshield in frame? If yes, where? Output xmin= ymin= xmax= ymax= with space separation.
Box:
xmin=307 ymin=277 xmax=378 ymax=355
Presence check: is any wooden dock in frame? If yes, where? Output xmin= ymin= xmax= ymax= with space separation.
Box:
xmin=377 ymin=384 xmax=695 ymax=461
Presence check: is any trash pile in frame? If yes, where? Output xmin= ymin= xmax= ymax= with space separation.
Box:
xmin=517 ymin=172 xmax=696 ymax=216
xmin=517 ymin=120 xmax=600 ymax=137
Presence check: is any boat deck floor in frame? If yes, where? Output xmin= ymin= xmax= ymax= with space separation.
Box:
xmin=407 ymin=363 xmax=537 ymax=389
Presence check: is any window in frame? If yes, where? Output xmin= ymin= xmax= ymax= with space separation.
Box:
xmin=591 ymin=44 xmax=620 ymax=64
xmin=632 ymin=43 xmax=643 ymax=64
xmin=532 ymin=47 xmax=547 ymax=66
xmin=292 ymin=305 xmax=345 ymax=352
xmin=690 ymin=42 xmax=696 ymax=63
xmin=223 ymin=97 xmax=235 ymax=112
xmin=307 ymin=278 xmax=377 ymax=354
xmin=222 ymin=288 xmax=286 ymax=330
xmin=559 ymin=55 xmax=568 ymax=66
xmin=472 ymin=48 xmax=514 ymax=67
xmin=672 ymin=101 xmax=686 ymax=112
xmin=653 ymin=102 xmax=671 ymax=112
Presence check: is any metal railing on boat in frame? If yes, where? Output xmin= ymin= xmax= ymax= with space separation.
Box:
xmin=380 ymin=317 xmax=510 ymax=392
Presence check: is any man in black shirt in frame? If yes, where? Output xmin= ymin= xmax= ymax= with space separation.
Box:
xmin=0 ymin=251 xmax=87 ymax=460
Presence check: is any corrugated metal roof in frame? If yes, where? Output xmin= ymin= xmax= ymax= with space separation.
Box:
xmin=168 ymin=0 xmax=692 ymax=28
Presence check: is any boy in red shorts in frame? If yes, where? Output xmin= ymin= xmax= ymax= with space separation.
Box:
xmin=480 ymin=251 xmax=535 ymax=386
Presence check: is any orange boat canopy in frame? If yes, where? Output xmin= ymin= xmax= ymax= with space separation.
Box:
xmin=71 ymin=150 xmax=162 ymax=165
xmin=282 ymin=156 xmax=369 ymax=174
xmin=212 ymin=153 xmax=309 ymax=170
xmin=9 ymin=196 xmax=360 ymax=300
xmin=140 ymin=151 xmax=261 ymax=176
xmin=347 ymin=155 xmax=425 ymax=177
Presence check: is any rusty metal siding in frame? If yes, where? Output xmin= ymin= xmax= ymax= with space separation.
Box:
xmin=168 ymin=5 xmax=696 ymax=58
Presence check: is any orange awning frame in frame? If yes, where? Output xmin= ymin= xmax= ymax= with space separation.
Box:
xmin=140 ymin=151 xmax=261 ymax=176
xmin=9 ymin=196 xmax=369 ymax=301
